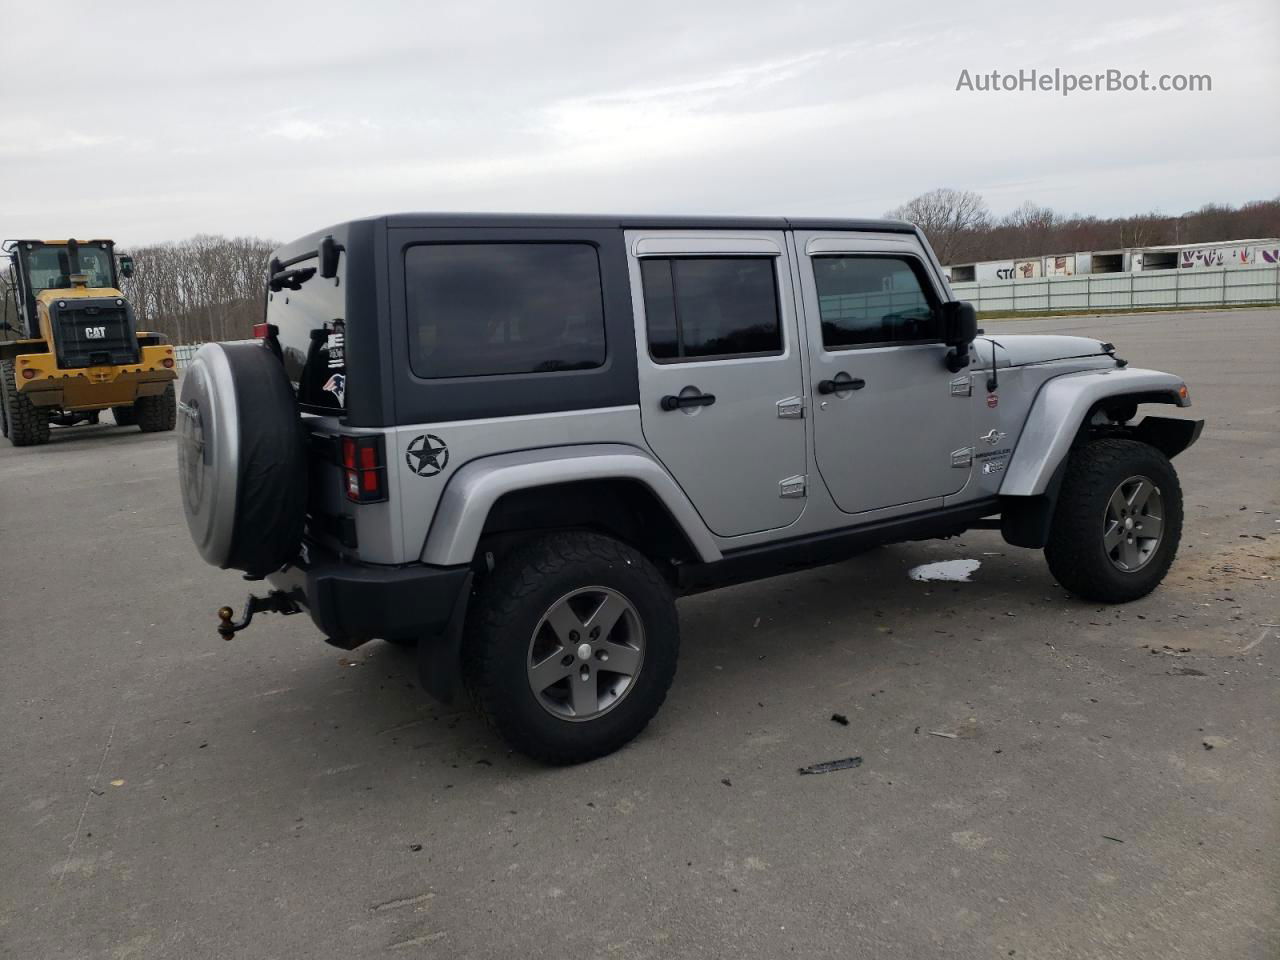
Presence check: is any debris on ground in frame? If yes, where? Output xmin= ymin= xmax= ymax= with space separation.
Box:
xmin=798 ymin=756 xmax=863 ymax=775
xmin=721 ymin=778 xmax=732 ymax=787
xmin=928 ymin=730 xmax=958 ymax=739
xmin=830 ymin=713 xmax=849 ymax=726
xmin=1102 ymin=835 xmax=1125 ymax=843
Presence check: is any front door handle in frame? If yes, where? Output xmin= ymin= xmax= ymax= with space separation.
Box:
xmin=817 ymin=375 xmax=866 ymax=395
xmin=660 ymin=392 xmax=717 ymax=411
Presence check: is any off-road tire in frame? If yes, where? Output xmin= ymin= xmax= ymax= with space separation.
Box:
xmin=112 ymin=405 xmax=137 ymax=427
xmin=1 ymin=359 xmax=50 ymax=446
xmin=135 ymin=384 xmax=176 ymax=432
xmin=1045 ymin=439 xmax=1183 ymax=603
xmin=463 ymin=532 xmax=679 ymax=765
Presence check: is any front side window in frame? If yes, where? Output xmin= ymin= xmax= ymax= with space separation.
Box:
xmin=812 ymin=256 xmax=940 ymax=349
xmin=640 ymin=257 xmax=783 ymax=361
xmin=406 ymin=243 xmax=606 ymax=379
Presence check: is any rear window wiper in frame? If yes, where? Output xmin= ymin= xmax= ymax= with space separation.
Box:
xmin=267 ymin=237 xmax=343 ymax=292
xmin=268 ymin=265 xmax=316 ymax=292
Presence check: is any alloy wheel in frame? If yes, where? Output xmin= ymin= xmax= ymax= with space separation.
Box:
xmin=1103 ymin=475 xmax=1165 ymax=572
xmin=526 ymin=586 xmax=645 ymax=721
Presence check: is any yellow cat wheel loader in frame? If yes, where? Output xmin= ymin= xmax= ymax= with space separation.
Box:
xmin=0 ymin=238 xmax=176 ymax=446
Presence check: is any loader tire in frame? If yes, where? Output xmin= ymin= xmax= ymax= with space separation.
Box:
xmin=136 ymin=383 xmax=177 ymax=433
xmin=1 ymin=360 xmax=50 ymax=447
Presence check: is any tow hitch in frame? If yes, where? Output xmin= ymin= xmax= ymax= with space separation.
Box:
xmin=216 ymin=591 xmax=302 ymax=639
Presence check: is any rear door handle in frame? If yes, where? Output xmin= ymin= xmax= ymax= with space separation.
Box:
xmin=817 ymin=376 xmax=865 ymax=395
xmin=660 ymin=392 xmax=716 ymax=411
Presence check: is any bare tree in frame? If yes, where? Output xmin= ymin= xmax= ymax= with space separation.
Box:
xmin=888 ymin=191 xmax=1279 ymax=264
xmin=886 ymin=188 xmax=990 ymax=264
xmin=121 ymin=235 xmax=275 ymax=344
xmin=1000 ymin=201 xmax=1059 ymax=254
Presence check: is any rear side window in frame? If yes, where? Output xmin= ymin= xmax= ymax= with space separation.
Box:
xmin=812 ymin=256 xmax=940 ymax=348
xmin=405 ymin=243 xmax=606 ymax=379
xmin=640 ymin=257 xmax=782 ymax=361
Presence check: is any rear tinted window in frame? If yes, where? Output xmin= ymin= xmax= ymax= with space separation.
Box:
xmin=640 ymin=257 xmax=782 ymax=361
xmin=405 ymin=243 xmax=606 ymax=379
xmin=266 ymin=256 xmax=347 ymax=411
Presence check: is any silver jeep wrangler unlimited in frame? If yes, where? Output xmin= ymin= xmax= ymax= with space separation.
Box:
xmin=179 ymin=214 xmax=1202 ymax=764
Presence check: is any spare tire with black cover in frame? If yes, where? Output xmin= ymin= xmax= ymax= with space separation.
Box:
xmin=178 ymin=342 xmax=307 ymax=577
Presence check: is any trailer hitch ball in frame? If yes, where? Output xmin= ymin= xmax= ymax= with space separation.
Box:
xmin=216 ymin=606 xmax=236 ymax=638
xmin=216 ymin=592 xmax=301 ymax=640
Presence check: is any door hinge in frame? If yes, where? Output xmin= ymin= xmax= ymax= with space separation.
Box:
xmin=950 ymin=375 xmax=973 ymax=397
xmin=779 ymin=475 xmax=807 ymax=498
xmin=776 ymin=396 xmax=804 ymax=419
xmin=950 ymin=447 xmax=974 ymax=468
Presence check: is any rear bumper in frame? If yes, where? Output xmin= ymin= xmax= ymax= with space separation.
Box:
xmin=16 ymin=345 xmax=176 ymax=409
xmin=268 ymin=541 xmax=471 ymax=646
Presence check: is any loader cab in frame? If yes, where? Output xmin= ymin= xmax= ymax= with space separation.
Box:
xmin=4 ymin=239 xmax=123 ymax=338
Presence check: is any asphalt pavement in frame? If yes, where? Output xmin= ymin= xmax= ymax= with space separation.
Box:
xmin=1 ymin=307 xmax=1276 ymax=959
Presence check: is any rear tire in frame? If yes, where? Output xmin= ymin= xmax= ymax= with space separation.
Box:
xmin=463 ymin=532 xmax=679 ymax=765
xmin=136 ymin=384 xmax=176 ymax=432
xmin=112 ymin=405 xmax=137 ymax=426
xmin=1044 ymin=439 xmax=1183 ymax=603
xmin=1 ymin=359 xmax=50 ymax=446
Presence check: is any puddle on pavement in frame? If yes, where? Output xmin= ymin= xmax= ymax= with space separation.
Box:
xmin=908 ymin=558 xmax=981 ymax=582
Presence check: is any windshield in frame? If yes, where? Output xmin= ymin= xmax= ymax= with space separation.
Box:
xmin=25 ymin=245 xmax=115 ymax=292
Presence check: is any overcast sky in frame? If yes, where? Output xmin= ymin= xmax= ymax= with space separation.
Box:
xmin=1 ymin=0 xmax=1276 ymax=245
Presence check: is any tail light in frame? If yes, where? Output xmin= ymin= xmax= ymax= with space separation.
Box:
xmin=162 ymin=357 xmax=175 ymax=368
xmin=340 ymin=434 xmax=387 ymax=503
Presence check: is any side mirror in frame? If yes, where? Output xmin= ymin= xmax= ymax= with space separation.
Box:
xmin=118 ymin=255 xmax=135 ymax=280
xmin=942 ymin=300 xmax=978 ymax=371
xmin=318 ymin=235 xmax=343 ymax=280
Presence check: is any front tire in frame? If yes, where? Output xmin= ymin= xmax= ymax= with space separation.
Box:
xmin=1045 ymin=439 xmax=1183 ymax=603
xmin=1 ymin=359 xmax=50 ymax=446
xmin=463 ymin=532 xmax=679 ymax=765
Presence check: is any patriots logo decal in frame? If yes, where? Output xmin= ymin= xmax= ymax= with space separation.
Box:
xmin=322 ymin=373 xmax=346 ymax=405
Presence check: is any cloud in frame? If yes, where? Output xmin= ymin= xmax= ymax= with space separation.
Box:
xmin=0 ymin=0 xmax=1274 ymax=243
xmin=1068 ymin=14 xmax=1191 ymax=53
xmin=264 ymin=119 xmax=330 ymax=141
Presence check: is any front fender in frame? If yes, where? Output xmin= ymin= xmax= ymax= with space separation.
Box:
xmin=1002 ymin=367 xmax=1190 ymax=497
xmin=420 ymin=443 xmax=722 ymax=566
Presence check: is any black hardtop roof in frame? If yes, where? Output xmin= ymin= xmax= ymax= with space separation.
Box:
xmin=272 ymin=213 xmax=921 ymax=265
xmin=374 ymin=212 xmax=917 ymax=233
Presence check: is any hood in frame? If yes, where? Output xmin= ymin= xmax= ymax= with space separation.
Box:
xmin=975 ymin=334 xmax=1112 ymax=369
